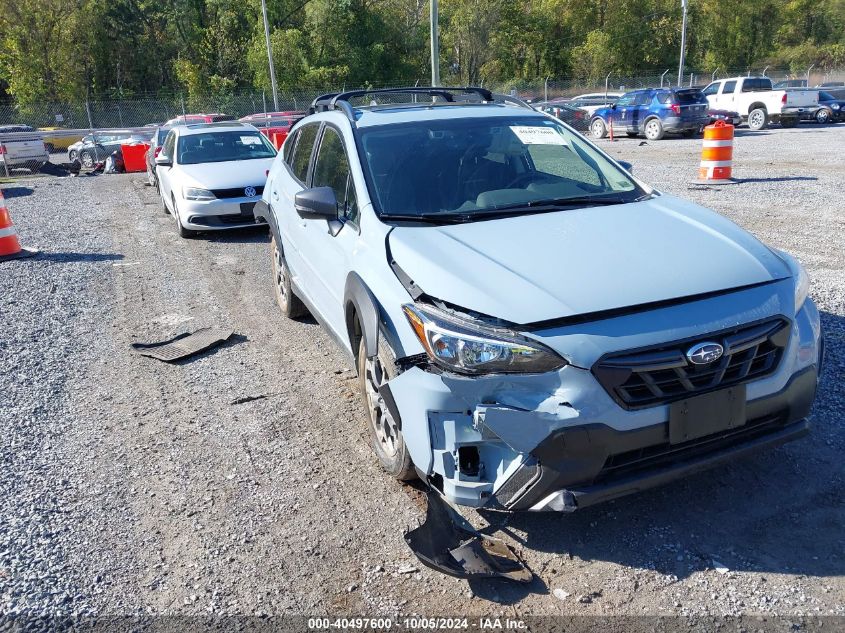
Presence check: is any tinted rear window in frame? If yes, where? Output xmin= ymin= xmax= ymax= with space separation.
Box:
xmin=675 ymin=90 xmax=705 ymax=104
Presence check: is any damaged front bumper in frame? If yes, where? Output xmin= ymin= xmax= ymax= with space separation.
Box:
xmin=382 ymin=286 xmax=822 ymax=512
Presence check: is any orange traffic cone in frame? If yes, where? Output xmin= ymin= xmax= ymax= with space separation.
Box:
xmin=0 ymin=189 xmax=38 ymax=262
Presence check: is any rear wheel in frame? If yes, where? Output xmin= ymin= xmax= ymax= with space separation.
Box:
xmin=644 ymin=118 xmax=664 ymax=140
xmin=271 ymin=235 xmax=307 ymax=318
xmin=357 ymin=336 xmax=416 ymax=481
xmin=748 ymin=108 xmax=768 ymax=130
xmin=590 ymin=118 xmax=607 ymax=138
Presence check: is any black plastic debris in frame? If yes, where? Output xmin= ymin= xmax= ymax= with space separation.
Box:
xmin=131 ymin=328 xmax=233 ymax=363
xmin=404 ymin=489 xmax=531 ymax=582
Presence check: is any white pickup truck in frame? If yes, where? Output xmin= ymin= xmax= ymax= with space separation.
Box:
xmin=702 ymin=76 xmax=818 ymax=130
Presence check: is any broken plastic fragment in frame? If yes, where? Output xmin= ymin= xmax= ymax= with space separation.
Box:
xmin=404 ymin=489 xmax=531 ymax=582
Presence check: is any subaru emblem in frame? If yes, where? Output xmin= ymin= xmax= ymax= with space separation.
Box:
xmin=686 ymin=342 xmax=724 ymax=365
xmin=244 ymin=186 xmax=256 ymax=198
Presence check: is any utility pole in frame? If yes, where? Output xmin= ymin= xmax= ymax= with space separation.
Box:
xmin=677 ymin=0 xmax=688 ymax=87
xmin=261 ymin=0 xmax=280 ymax=110
xmin=430 ymin=0 xmax=440 ymax=86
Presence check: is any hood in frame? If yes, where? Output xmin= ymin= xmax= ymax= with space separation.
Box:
xmin=388 ymin=194 xmax=791 ymax=325
xmin=177 ymin=158 xmax=274 ymax=189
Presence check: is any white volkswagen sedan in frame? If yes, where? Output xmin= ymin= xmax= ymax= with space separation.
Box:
xmin=155 ymin=122 xmax=276 ymax=237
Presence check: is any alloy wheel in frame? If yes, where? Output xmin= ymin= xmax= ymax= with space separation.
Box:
xmin=364 ymin=355 xmax=399 ymax=459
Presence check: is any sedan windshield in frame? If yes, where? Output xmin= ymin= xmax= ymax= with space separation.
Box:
xmin=177 ymin=131 xmax=276 ymax=165
xmin=358 ymin=116 xmax=642 ymax=221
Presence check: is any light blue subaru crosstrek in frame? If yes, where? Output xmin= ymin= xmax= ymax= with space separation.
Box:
xmin=256 ymin=87 xmax=823 ymax=514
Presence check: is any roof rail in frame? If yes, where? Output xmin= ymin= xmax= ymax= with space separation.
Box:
xmin=308 ymin=86 xmax=538 ymax=124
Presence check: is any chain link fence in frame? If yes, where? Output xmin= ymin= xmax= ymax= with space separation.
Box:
xmin=4 ymin=67 xmax=844 ymax=132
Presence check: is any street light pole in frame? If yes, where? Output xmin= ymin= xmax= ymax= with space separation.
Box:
xmin=677 ymin=0 xmax=688 ymax=87
xmin=430 ymin=0 xmax=440 ymax=86
xmin=261 ymin=0 xmax=279 ymax=110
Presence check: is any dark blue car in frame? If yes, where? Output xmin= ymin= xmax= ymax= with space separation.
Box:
xmin=590 ymin=88 xmax=710 ymax=140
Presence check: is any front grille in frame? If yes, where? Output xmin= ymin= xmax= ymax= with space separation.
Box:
xmin=210 ymin=185 xmax=264 ymax=199
xmin=594 ymin=413 xmax=786 ymax=484
xmin=593 ymin=317 xmax=790 ymax=410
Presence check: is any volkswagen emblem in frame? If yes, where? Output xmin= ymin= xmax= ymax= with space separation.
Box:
xmin=686 ymin=342 xmax=724 ymax=365
xmin=244 ymin=186 xmax=257 ymax=198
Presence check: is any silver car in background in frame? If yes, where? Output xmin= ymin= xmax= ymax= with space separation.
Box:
xmin=155 ymin=122 xmax=276 ymax=238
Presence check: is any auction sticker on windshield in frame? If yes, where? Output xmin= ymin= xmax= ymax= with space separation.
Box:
xmin=509 ymin=126 xmax=568 ymax=145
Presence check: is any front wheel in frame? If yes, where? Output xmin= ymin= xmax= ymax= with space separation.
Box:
xmin=644 ymin=118 xmax=664 ymax=140
xmin=590 ymin=118 xmax=607 ymax=139
xmin=171 ymin=198 xmax=196 ymax=238
xmin=358 ymin=337 xmax=416 ymax=481
xmin=748 ymin=108 xmax=768 ymax=130
xmin=815 ymin=109 xmax=831 ymax=124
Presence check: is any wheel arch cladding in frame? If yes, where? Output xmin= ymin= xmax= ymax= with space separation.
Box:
xmin=255 ymin=200 xmax=281 ymax=243
xmin=344 ymin=272 xmax=380 ymax=360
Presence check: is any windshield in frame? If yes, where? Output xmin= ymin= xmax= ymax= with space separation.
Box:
xmin=177 ymin=131 xmax=276 ymax=165
xmin=358 ymin=116 xmax=642 ymax=220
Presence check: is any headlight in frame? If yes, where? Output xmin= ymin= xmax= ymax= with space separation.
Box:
xmin=831 ymin=104 xmax=840 ymax=110
xmin=402 ymin=304 xmax=567 ymax=375
xmin=183 ymin=187 xmax=215 ymax=201
xmin=774 ymin=249 xmax=810 ymax=312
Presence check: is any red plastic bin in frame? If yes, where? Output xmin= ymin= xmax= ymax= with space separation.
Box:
xmin=121 ymin=142 xmax=150 ymax=173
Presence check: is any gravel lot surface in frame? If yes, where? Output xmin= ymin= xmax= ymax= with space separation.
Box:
xmin=1 ymin=124 xmax=843 ymax=625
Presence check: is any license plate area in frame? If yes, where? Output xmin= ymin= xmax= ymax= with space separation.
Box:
xmin=669 ymin=385 xmax=746 ymax=445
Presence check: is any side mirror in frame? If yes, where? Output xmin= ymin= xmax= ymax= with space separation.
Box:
xmin=155 ymin=155 xmax=172 ymax=168
xmin=295 ymin=186 xmax=338 ymax=220
xmin=610 ymin=103 xmax=617 ymax=110
xmin=618 ymin=160 xmax=633 ymax=173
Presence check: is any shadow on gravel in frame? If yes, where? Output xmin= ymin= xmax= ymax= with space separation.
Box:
xmin=1 ymin=186 xmax=34 ymax=198
xmin=171 ymin=333 xmax=249 ymax=365
xmin=39 ymin=252 xmax=124 ymax=263
xmin=734 ymin=176 xmax=819 ymax=184
xmin=470 ymin=310 xmax=844 ymax=599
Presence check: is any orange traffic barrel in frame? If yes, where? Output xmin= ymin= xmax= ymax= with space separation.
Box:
xmin=699 ymin=120 xmax=734 ymax=183
xmin=0 ymin=189 xmax=38 ymax=262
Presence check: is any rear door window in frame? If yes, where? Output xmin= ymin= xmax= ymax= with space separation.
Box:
xmin=722 ymin=81 xmax=737 ymax=94
xmin=290 ymin=124 xmax=319 ymax=183
xmin=312 ymin=127 xmax=358 ymax=224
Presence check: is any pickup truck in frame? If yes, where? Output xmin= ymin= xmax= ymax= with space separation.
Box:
xmin=0 ymin=125 xmax=49 ymax=172
xmin=702 ymin=76 xmax=818 ymax=130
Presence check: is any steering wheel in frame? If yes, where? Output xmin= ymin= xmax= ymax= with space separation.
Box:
xmin=504 ymin=171 xmax=555 ymax=190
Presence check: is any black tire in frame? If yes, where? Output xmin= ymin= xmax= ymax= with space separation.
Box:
xmin=644 ymin=117 xmax=664 ymax=140
xmin=781 ymin=116 xmax=799 ymax=128
xmin=357 ymin=336 xmax=416 ymax=481
xmin=590 ymin=118 xmax=607 ymax=139
xmin=68 ymin=150 xmax=78 ymax=161
xmin=748 ymin=108 xmax=768 ymax=130
xmin=681 ymin=128 xmax=697 ymax=138
xmin=815 ymin=109 xmax=831 ymax=124
xmin=171 ymin=197 xmax=196 ymax=238
xmin=79 ymin=150 xmax=95 ymax=168
xmin=270 ymin=235 xmax=307 ymax=318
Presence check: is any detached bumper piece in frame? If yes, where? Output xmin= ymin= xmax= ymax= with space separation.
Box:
xmin=131 ymin=327 xmax=233 ymax=362
xmin=405 ymin=490 xmax=531 ymax=583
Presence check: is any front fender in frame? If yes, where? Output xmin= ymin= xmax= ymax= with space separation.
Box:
xmin=344 ymin=272 xmax=380 ymax=360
